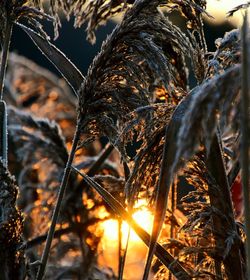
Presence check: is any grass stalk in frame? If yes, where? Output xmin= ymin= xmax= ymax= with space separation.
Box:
xmin=118 ymin=163 xmax=131 ymax=280
xmin=0 ymin=100 xmax=7 ymax=166
xmin=0 ymin=21 xmax=12 ymax=100
xmin=0 ymin=21 xmax=12 ymax=167
xmin=36 ymin=124 xmax=81 ymax=280
xmin=241 ymin=12 xmax=250 ymax=279
xmin=87 ymin=143 xmax=113 ymax=176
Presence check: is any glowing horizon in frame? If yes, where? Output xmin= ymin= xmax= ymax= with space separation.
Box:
xmin=206 ymin=0 xmax=249 ymax=26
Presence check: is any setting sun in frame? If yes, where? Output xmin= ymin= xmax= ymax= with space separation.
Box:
xmin=101 ymin=206 xmax=153 ymax=243
xmin=99 ymin=202 xmax=154 ymax=280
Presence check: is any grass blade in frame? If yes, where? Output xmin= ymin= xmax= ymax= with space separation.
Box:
xmin=72 ymin=166 xmax=191 ymax=280
xmin=206 ymin=132 xmax=243 ymax=279
xmin=18 ymin=23 xmax=85 ymax=97
xmin=143 ymin=64 xmax=241 ymax=278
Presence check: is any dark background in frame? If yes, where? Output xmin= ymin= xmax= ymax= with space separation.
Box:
xmin=10 ymin=17 xmax=235 ymax=78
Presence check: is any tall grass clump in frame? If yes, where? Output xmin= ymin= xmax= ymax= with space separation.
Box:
xmin=1 ymin=0 xmax=250 ymax=279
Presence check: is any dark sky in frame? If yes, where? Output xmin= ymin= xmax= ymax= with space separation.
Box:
xmin=10 ymin=17 xmax=234 ymax=79
xmin=10 ymin=19 xmax=117 ymax=76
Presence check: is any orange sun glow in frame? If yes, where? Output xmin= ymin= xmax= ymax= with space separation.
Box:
xmin=99 ymin=202 xmax=154 ymax=280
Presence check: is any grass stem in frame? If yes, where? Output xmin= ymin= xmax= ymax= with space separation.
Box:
xmin=241 ymin=12 xmax=250 ymax=279
xmin=0 ymin=21 xmax=12 ymax=167
xmin=0 ymin=101 xmax=7 ymax=166
xmin=36 ymin=124 xmax=81 ymax=280
xmin=0 ymin=21 xmax=12 ymax=100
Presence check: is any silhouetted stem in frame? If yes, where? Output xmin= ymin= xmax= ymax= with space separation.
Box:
xmin=0 ymin=101 xmax=8 ymax=166
xmin=241 ymin=13 xmax=250 ymax=279
xmin=118 ymin=163 xmax=130 ymax=280
xmin=0 ymin=21 xmax=12 ymax=167
xmin=0 ymin=21 xmax=12 ymax=100
xmin=36 ymin=124 xmax=81 ymax=280
xmin=87 ymin=143 xmax=113 ymax=176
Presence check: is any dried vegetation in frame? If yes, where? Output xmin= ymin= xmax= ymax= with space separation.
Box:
xmin=0 ymin=0 xmax=249 ymax=279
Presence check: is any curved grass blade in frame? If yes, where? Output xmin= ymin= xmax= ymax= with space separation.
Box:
xmin=206 ymin=132 xmax=243 ymax=279
xmin=17 ymin=23 xmax=85 ymax=97
xmin=144 ymin=64 xmax=241 ymax=279
xmin=72 ymin=166 xmax=191 ymax=280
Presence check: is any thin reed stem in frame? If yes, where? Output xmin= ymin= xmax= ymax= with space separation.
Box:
xmin=0 ymin=21 xmax=12 ymax=167
xmin=118 ymin=163 xmax=130 ymax=280
xmin=36 ymin=123 xmax=81 ymax=280
xmin=0 ymin=101 xmax=7 ymax=166
xmin=241 ymin=12 xmax=250 ymax=279
xmin=87 ymin=143 xmax=113 ymax=176
xmin=0 ymin=21 xmax=12 ymax=100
